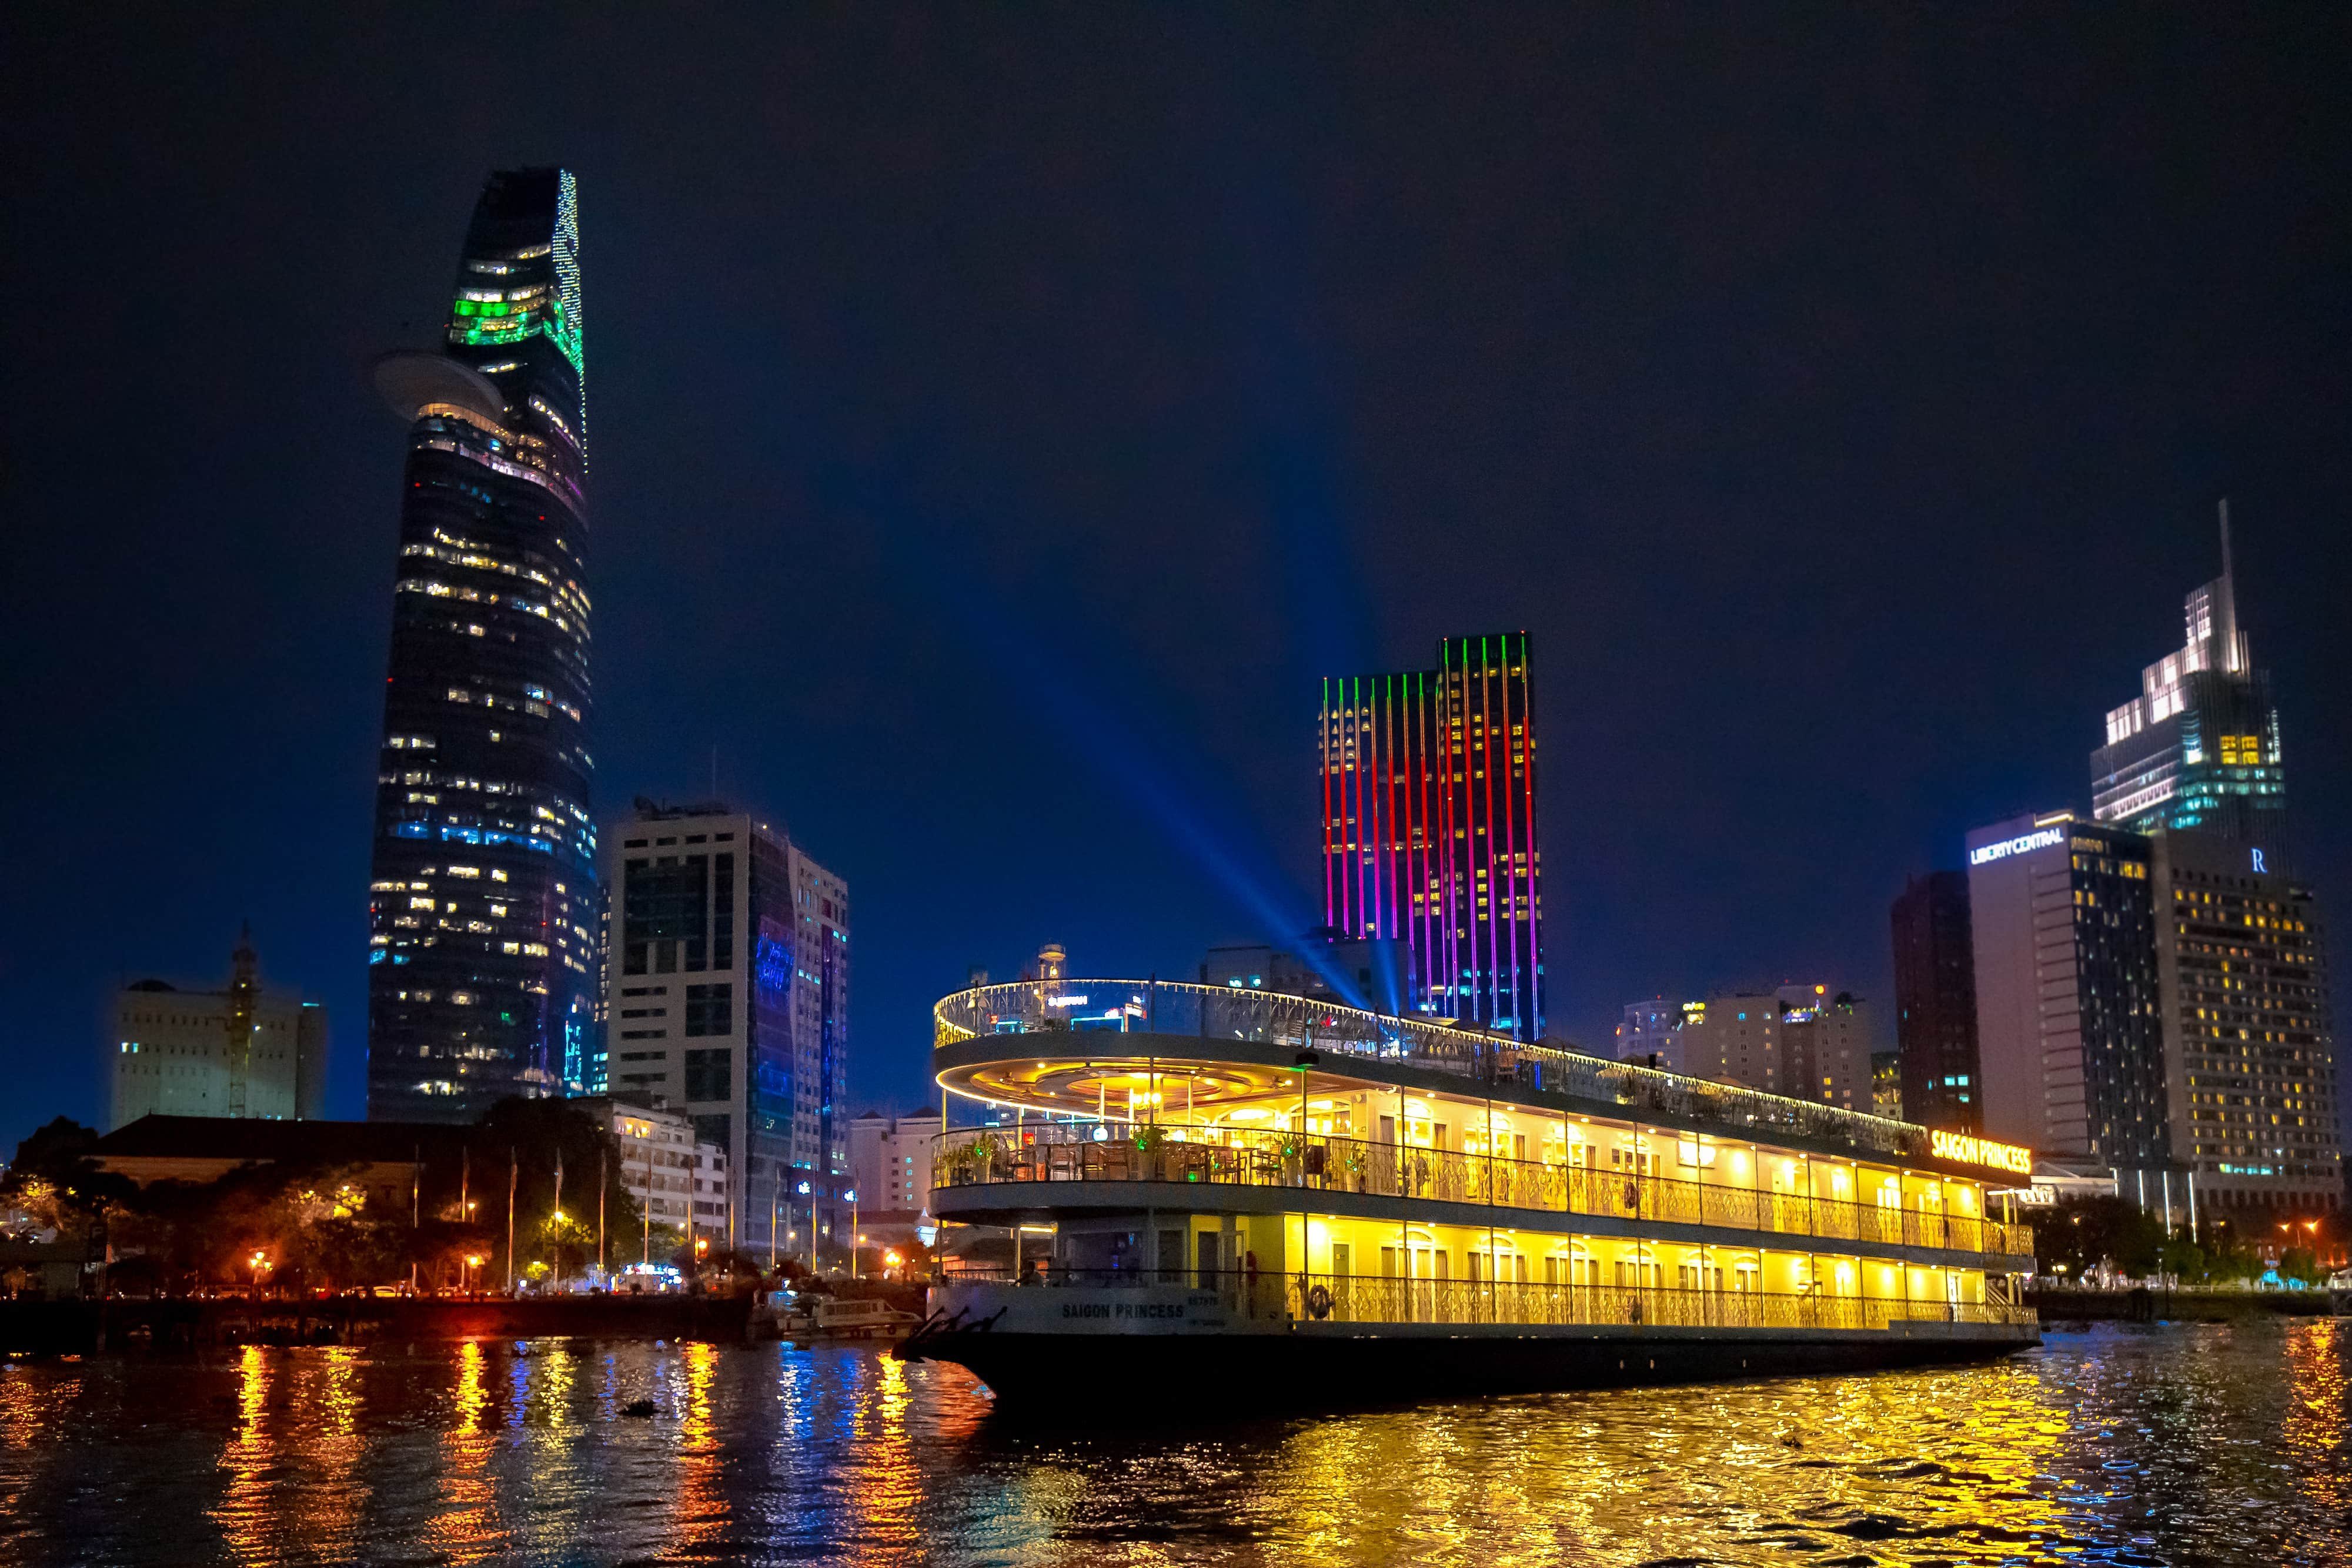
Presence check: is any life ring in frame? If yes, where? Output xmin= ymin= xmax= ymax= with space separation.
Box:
xmin=1305 ymin=1283 xmax=1334 ymax=1320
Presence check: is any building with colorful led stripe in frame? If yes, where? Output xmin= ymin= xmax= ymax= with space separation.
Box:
xmin=1319 ymin=633 xmax=1542 ymax=1038
xmin=600 ymin=802 xmax=853 ymax=1259
xmin=364 ymin=168 xmax=598 ymax=1122
xmin=2090 ymin=503 xmax=2288 ymax=865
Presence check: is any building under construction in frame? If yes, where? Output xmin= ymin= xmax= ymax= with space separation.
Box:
xmin=108 ymin=927 xmax=328 ymax=1131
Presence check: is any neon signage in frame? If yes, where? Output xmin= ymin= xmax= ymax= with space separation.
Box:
xmin=1969 ymin=828 xmax=2066 ymax=867
xmin=1930 ymin=1128 xmax=2032 ymax=1175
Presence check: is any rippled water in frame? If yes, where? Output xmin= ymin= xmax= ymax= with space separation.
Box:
xmin=1 ymin=1319 xmax=2345 ymax=1566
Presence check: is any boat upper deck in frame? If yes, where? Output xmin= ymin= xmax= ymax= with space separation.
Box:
xmin=934 ymin=979 xmax=2032 ymax=1186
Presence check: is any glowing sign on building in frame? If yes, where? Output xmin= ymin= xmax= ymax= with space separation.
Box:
xmin=1968 ymin=827 xmax=2066 ymax=867
xmin=1930 ymin=1128 xmax=2033 ymax=1175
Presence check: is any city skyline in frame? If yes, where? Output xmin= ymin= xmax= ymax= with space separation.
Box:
xmin=7 ymin=12 xmax=2350 ymax=1166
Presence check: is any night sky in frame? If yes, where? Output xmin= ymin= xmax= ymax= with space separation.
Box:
xmin=6 ymin=9 xmax=2349 ymax=1156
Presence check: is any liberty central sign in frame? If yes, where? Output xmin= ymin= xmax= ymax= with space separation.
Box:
xmin=1930 ymin=1128 xmax=2033 ymax=1175
xmin=1969 ymin=827 xmax=2066 ymax=867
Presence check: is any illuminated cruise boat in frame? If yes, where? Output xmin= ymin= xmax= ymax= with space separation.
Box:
xmin=911 ymin=978 xmax=2039 ymax=1406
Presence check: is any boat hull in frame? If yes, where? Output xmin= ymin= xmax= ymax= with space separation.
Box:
xmin=910 ymin=1282 xmax=2039 ymax=1413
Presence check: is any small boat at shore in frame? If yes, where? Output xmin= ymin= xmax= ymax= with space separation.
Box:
xmin=761 ymin=1293 xmax=923 ymax=1343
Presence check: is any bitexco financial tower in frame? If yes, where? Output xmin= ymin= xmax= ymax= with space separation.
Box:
xmin=364 ymin=168 xmax=598 ymax=1121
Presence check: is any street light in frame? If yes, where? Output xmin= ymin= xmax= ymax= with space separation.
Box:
xmin=249 ymin=1251 xmax=268 ymax=1298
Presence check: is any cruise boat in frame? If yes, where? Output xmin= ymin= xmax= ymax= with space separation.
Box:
xmin=909 ymin=978 xmax=2039 ymax=1408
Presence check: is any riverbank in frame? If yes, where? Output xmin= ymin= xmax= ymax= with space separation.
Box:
xmin=2027 ymin=1285 xmax=2338 ymax=1322
xmin=0 ymin=1293 xmax=757 ymax=1356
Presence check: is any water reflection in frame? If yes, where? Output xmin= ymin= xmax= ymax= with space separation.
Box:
xmin=0 ymin=1322 xmax=2343 ymax=1565
xmin=2284 ymin=1318 xmax=2349 ymax=1518
xmin=212 ymin=1344 xmax=276 ymax=1562
xmin=674 ymin=1340 xmax=729 ymax=1553
xmin=426 ymin=1340 xmax=497 ymax=1566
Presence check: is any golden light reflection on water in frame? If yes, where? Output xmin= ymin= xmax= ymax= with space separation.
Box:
xmin=4 ymin=1323 xmax=2343 ymax=1565
xmin=672 ymin=1340 xmax=729 ymax=1551
xmin=837 ymin=1348 xmax=926 ymax=1557
xmin=1241 ymin=1360 xmax=2091 ymax=1566
xmin=212 ymin=1345 xmax=276 ymax=1563
xmin=2283 ymin=1318 xmax=2349 ymax=1517
xmin=0 ymin=1360 xmax=79 ymax=1546
xmin=425 ymin=1340 xmax=499 ymax=1566
xmin=286 ymin=1348 xmax=368 ymax=1561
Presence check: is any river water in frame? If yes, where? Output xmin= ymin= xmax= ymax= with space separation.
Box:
xmin=1 ymin=1319 xmax=2344 ymax=1566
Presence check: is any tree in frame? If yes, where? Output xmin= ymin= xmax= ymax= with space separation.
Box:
xmin=466 ymin=1098 xmax=642 ymax=1284
xmin=2034 ymin=1196 xmax=2166 ymax=1280
xmin=3 ymin=1117 xmax=133 ymax=1241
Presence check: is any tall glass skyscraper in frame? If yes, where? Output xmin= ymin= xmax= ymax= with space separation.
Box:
xmin=2090 ymin=503 xmax=2288 ymax=863
xmin=365 ymin=168 xmax=599 ymax=1122
xmin=1319 ymin=633 xmax=1544 ymax=1039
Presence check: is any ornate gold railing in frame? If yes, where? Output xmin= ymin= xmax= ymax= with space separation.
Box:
xmin=931 ymin=1125 xmax=2035 ymax=1258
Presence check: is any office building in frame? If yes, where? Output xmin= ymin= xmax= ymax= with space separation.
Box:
xmin=2150 ymin=830 xmax=2340 ymax=1217
xmin=849 ymin=1108 xmax=937 ymax=1217
xmin=1614 ymin=998 xmax=1698 ymax=1074
xmin=602 ymin=801 xmax=848 ymax=1257
xmin=1870 ymin=1050 xmax=1903 ymax=1121
xmin=1200 ymin=934 xmax=1411 ymax=1014
xmin=1779 ymin=985 xmax=1874 ymax=1114
xmin=1679 ymin=993 xmax=1785 ymax=1094
xmin=365 ymin=167 xmax=599 ymax=1121
xmin=1319 ymin=633 xmax=1543 ymax=1038
xmin=2091 ymin=504 xmax=2287 ymax=862
xmin=1967 ymin=811 xmax=2170 ymax=1186
xmin=1890 ymin=870 xmax=1982 ymax=1132
xmin=574 ymin=1095 xmax=730 ymax=1245
xmin=110 ymin=930 xmax=327 ymax=1131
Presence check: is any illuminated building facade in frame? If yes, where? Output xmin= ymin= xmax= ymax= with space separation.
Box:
xmin=1778 ymin=985 xmax=1873 ymax=1115
xmin=602 ymin=803 xmax=850 ymax=1257
xmin=1614 ymin=998 xmax=1697 ymax=1072
xmin=2150 ymin=830 xmax=2341 ymax=1218
xmin=1890 ymin=870 xmax=1982 ymax=1133
xmin=1319 ymin=633 xmax=1543 ymax=1038
xmin=2090 ymin=505 xmax=2287 ymax=864
xmin=365 ymin=168 xmax=598 ymax=1122
xmin=1967 ymin=811 xmax=2170 ymax=1183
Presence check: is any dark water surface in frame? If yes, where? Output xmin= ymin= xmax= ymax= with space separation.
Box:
xmin=2 ymin=1320 xmax=2346 ymax=1566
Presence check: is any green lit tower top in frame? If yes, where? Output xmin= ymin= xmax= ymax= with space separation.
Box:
xmin=2090 ymin=502 xmax=2287 ymax=865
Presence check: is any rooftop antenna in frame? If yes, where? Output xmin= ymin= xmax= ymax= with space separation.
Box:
xmin=2216 ymin=497 xmax=2245 ymax=674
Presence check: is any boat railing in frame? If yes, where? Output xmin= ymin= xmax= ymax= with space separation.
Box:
xmin=930 ymin=1125 xmax=2035 ymax=1259
xmin=934 ymin=1265 xmax=2037 ymax=1332
xmin=933 ymin=978 xmax=1933 ymax=1161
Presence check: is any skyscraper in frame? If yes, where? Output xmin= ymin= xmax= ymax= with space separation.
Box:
xmin=602 ymin=803 xmax=850 ymax=1256
xmin=1967 ymin=811 xmax=2170 ymax=1182
xmin=1318 ymin=633 xmax=1543 ymax=1038
xmin=1890 ymin=870 xmax=1982 ymax=1132
xmin=2091 ymin=503 xmax=2287 ymax=862
xmin=365 ymin=168 xmax=598 ymax=1122
xmin=2150 ymin=830 xmax=2341 ymax=1218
